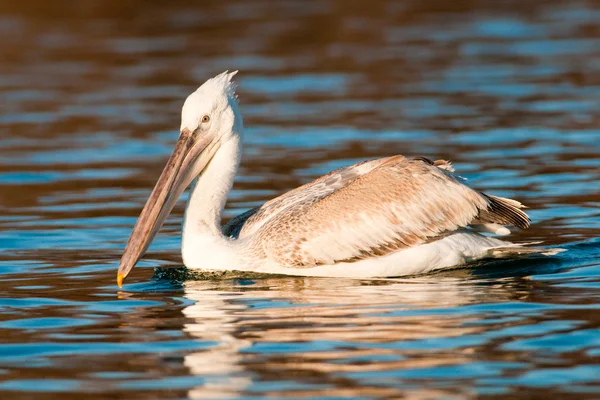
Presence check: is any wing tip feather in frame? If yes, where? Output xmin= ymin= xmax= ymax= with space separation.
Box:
xmin=483 ymin=194 xmax=531 ymax=229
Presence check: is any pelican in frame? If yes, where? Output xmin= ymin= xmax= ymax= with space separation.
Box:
xmin=116 ymin=71 xmax=561 ymax=287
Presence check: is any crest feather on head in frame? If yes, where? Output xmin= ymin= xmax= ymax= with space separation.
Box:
xmin=180 ymin=71 xmax=240 ymax=131
xmin=206 ymin=70 xmax=238 ymax=99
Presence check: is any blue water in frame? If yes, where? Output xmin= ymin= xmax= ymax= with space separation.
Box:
xmin=0 ymin=1 xmax=599 ymax=399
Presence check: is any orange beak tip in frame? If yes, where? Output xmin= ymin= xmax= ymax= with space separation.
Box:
xmin=117 ymin=273 xmax=124 ymax=288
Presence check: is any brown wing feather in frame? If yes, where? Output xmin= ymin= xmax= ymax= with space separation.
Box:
xmin=477 ymin=194 xmax=530 ymax=229
xmin=224 ymin=158 xmax=388 ymax=239
xmin=250 ymin=156 xmax=531 ymax=268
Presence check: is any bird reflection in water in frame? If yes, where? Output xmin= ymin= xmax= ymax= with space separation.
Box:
xmin=178 ymin=272 xmax=520 ymax=398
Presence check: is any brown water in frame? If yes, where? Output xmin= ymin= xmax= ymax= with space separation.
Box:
xmin=1 ymin=0 xmax=600 ymax=398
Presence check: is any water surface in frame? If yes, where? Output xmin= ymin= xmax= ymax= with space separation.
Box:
xmin=1 ymin=0 xmax=599 ymax=398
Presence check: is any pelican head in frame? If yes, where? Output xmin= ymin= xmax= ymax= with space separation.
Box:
xmin=117 ymin=71 xmax=242 ymax=287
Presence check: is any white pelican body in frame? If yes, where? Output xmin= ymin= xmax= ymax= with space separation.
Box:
xmin=117 ymin=72 xmax=560 ymax=286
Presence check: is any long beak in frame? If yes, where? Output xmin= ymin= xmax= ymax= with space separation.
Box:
xmin=117 ymin=128 xmax=218 ymax=287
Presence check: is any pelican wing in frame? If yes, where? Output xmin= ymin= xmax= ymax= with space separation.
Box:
xmin=223 ymin=158 xmax=389 ymax=238
xmin=248 ymin=155 xmax=530 ymax=268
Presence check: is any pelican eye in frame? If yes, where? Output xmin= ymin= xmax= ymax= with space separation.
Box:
xmin=201 ymin=115 xmax=210 ymax=123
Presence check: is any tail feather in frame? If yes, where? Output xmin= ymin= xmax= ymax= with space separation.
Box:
xmin=486 ymin=245 xmax=565 ymax=258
